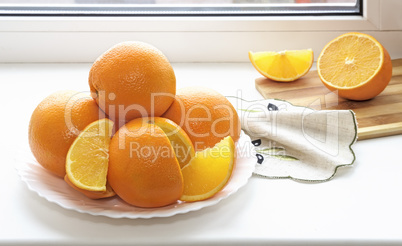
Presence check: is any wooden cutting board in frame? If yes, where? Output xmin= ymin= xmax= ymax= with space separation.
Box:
xmin=255 ymin=59 xmax=402 ymax=140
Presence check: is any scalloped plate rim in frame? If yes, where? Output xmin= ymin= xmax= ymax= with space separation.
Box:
xmin=15 ymin=132 xmax=255 ymax=219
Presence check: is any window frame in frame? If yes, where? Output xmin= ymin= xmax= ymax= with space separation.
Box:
xmin=0 ymin=0 xmax=401 ymax=63
xmin=0 ymin=2 xmax=362 ymax=17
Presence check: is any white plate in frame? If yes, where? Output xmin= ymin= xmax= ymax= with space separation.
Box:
xmin=15 ymin=133 xmax=255 ymax=219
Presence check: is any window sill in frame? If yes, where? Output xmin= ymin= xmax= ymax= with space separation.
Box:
xmin=1 ymin=62 xmax=402 ymax=245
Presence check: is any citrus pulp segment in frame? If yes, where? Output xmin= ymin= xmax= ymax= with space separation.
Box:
xmin=180 ymin=136 xmax=236 ymax=202
xmin=66 ymin=119 xmax=114 ymax=192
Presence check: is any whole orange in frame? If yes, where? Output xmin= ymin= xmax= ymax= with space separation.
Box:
xmin=28 ymin=90 xmax=106 ymax=178
xmin=162 ymin=87 xmax=241 ymax=151
xmin=88 ymin=41 xmax=176 ymax=126
xmin=108 ymin=117 xmax=188 ymax=208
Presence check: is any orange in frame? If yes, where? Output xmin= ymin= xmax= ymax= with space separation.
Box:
xmin=180 ymin=136 xmax=236 ymax=202
xmin=66 ymin=119 xmax=114 ymax=192
xmin=28 ymin=90 xmax=106 ymax=178
xmin=249 ymin=49 xmax=313 ymax=82
xmin=88 ymin=41 xmax=176 ymax=126
xmin=108 ymin=117 xmax=194 ymax=208
xmin=162 ymin=87 xmax=241 ymax=151
xmin=64 ymin=175 xmax=116 ymax=200
xmin=317 ymin=32 xmax=392 ymax=101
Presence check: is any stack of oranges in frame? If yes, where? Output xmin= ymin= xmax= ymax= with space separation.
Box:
xmin=28 ymin=41 xmax=241 ymax=208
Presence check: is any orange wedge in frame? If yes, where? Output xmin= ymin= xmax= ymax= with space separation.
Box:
xmin=180 ymin=136 xmax=235 ymax=202
xmin=249 ymin=49 xmax=313 ymax=82
xmin=317 ymin=32 xmax=392 ymax=101
xmin=66 ymin=119 xmax=114 ymax=192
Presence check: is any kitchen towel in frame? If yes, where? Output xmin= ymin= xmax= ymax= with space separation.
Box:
xmin=228 ymin=97 xmax=357 ymax=182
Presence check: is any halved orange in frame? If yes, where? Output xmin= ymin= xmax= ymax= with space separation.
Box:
xmin=180 ymin=136 xmax=235 ymax=202
xmin=66 ymin=119 xmax=114 ymax=192
xmin=249 ymin=49 xmax=314 ymax=82
xmin=317 ymin=32 xmax=392 ymax=101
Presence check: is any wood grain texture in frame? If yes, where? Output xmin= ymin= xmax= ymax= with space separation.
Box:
xmin=255 ymin=59 xmax=402 ymax=140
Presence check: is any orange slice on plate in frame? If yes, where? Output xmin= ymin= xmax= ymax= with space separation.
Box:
xmin=180 ymin=136 xmax=236 ymax=202
xmin=66 ymin=119 xmax=114 ymax=192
